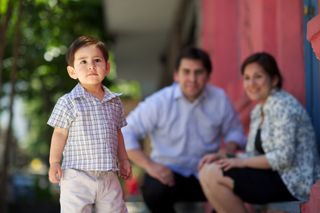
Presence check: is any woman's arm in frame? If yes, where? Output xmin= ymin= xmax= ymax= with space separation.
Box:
xmin=218 ymin=155 xmax=271 ymax=171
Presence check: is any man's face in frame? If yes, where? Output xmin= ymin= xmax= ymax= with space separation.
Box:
xmin=174 ymin=58 xmax=210 ymax=102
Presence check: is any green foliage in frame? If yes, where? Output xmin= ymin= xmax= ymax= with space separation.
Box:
xmin=16 ymin=0 xmax=110 ymax=159
xmin=0 ymin=0 xmax=9 ymax=14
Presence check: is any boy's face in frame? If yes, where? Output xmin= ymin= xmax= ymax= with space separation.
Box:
xmin=67 ymin=44 xmax=109 ymax=86
xmin=174 ymin=58 xmax=209 ymax=102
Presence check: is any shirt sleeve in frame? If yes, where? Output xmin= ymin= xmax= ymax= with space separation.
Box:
xmin=115 ymin=97 xmax=127 ymax=128
xmin=221 ymin=95 xmax=247 ymax=148
xmin=47 ymin=96 xmax=76 ymax=129
xmin=122 ymin=96 xmax=159 ymax=150
xmin=265 ymin=109 xmax=297 ymax=171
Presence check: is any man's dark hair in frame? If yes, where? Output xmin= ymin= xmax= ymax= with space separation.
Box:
xmin=66 ymin=35 xmax=109 ymax=66
xmin=175 ymin=47 xmax=212 ymax=74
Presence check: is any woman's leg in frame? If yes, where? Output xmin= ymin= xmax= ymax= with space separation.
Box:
xmin=199 ymin=163 xmax=248 ymax=213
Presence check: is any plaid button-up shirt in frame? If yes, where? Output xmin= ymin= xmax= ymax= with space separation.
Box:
xmin=47 ymin=83 xmax=127 ymax=171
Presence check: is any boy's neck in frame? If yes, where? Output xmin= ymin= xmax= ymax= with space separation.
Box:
xmin=81 ymin=83 xmax=105 ymax=100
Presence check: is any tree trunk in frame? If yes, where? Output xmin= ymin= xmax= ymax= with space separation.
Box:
xmin=160 ymin=0 xmax=197 ymax=88
xmin=0 ymin=0 xmax=14 ymax=93
xmin=0 ymin=0 xmax=23 ymax=212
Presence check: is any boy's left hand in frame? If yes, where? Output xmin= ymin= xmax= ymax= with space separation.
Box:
xmin=119 ymin=159 xmax=132 ymax=180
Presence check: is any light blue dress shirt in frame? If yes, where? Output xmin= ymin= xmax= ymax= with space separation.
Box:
xmin=123 ymin=83 xmax=246 ymax=177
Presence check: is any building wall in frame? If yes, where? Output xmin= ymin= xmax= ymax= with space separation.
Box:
xmin=200 ymin=0 xmax=305 ymax=132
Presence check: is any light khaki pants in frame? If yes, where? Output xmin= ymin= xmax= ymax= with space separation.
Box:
xmin=60 ymin=169 xmax=128 ymax=213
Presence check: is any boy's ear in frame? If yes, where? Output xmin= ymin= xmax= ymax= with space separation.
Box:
xmin=67 ymin=66 xmax=77 ymax=79
xmin=105 ymin=62 xmax=110 ymax=75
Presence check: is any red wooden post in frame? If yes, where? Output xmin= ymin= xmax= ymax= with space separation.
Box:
xmin=300 ymin=180 xmax=320 ymax=213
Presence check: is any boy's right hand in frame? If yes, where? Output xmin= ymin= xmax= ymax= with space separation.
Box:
xmin=48 ymin=162 xmax=62 ymax=184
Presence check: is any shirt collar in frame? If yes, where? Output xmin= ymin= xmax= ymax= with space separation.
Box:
xmin=69 ymin=83 xmax=120 ymax=101
xmin=173 ymin=83 xmax=207 ymax=103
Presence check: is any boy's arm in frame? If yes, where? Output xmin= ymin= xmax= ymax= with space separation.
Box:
xmin=117 ymin=129 xmax=131 ymax=179
xmin=48 ymin=127 xmax=68 ymax=183
xmin=117 ymin=129 xmax=129 ymax=161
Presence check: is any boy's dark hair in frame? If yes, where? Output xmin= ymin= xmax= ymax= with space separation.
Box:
xmin=66 ymin=35 xmax=109 ymax=66
xmin=175 ymin=47 xmax=212 ymax=74
xmin=241 ymin=52 xmax=283 ymax=89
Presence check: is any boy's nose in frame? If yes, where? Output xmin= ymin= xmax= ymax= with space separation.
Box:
xmin=88 ymin=62 xmax=96 ymax=69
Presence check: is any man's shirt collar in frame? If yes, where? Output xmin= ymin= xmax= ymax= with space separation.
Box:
xmin=173 ymin=83 xmax=207 ymax=103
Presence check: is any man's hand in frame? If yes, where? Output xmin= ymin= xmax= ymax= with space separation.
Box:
xmin=48 ymin=162 xmax=62 ymax=184
xmin=225 ymin=142 xmax=239 ymax=155
xmin=146 ymin=161 xmax=175 ymax=186
xmin=198 ymin=153 xmax=222 ymax=170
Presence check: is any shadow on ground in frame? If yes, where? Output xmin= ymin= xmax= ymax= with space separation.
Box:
xmin=8 ymin=202 xmax=60 ymax=213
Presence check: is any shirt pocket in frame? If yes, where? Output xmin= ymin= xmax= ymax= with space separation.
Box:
xmin=196 ymin=118 xmax=220 ymax=144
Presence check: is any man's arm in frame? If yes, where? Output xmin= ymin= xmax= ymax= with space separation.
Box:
xmin=128 ymin=149 xmax=175 ymax=186
xmin=221 ymin=95 xmax=247 ymax=151
xmin=48 ymin=127 xmax=68 ymax=183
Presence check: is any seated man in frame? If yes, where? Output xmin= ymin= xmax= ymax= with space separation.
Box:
xmin=122 ymin=47 xmax=246 ymax=213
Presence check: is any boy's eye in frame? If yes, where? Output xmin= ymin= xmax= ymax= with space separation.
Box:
xmin=80 ymin=60 xmax=87 ymax=64
xmin=94 ymin=58 xmax=102 ymax=63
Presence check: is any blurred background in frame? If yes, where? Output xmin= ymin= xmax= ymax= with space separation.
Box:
xmin=0 ymin=0 xmax=319 ymax=212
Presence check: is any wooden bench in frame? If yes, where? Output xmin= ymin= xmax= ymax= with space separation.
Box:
xmin=251 ymin=180 xmax=320 ymax=213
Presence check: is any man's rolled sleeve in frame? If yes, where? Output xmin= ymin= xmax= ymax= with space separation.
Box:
xmin=122 ymin=130 xmax=142 ymax=150
xmin=122 ymin=98 xmax=158 ymax=151
xmin=222 ymin=96 xmax=246 ymax=148
xmin=224 ymin=131 xmax=247 ymax=148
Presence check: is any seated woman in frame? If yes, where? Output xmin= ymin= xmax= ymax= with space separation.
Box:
xmin=198 ymin=52 xmax=320 ymax=213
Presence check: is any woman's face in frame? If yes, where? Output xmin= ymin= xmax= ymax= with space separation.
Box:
xmin=243 ymin=62 xmax=277 ymax=104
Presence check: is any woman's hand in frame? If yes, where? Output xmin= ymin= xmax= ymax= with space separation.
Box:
xmin=217 ymin=158 xmax=246 ymax=171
